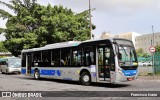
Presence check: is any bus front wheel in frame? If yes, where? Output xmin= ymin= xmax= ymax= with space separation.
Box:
xmin=80 ymin=72 xmax=91 ymax=86
xmin=34 ymin=71 xmax=40 ymax=80
xmin=1 ymin=69 xmax=4 ymax=74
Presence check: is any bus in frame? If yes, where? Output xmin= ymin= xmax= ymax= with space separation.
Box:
xmin=21 ymin=38 xmax=138 ymax=85
xmin=0 ymin=57 xmax=21 ymax=74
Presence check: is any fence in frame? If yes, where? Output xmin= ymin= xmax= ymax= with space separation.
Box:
xmin=154 ymin=52 xmax=160 ymax=74
xmin=138 ymin=52 xmax=160 ymax=75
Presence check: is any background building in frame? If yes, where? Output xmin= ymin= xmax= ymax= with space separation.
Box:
xmin=100 ymin=31 xmax=160 ymax=54
xmin=114 ymin=32 xmax=141 ymax=46
xmin=100 ymin=31 xmax=141 ymax=46
xmin=135 ymin=32 xmax=160 ymax=53
xmin=100 ymin=32 xmax=113 ymax=39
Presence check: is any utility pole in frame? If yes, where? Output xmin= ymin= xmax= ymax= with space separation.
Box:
xmin=89 ymin=0 xmax=92 ymax=40
xmin=152 ymin=26 xmax=155 ymax=46
xmin=151 ymin=26 xmax=155 ymax=79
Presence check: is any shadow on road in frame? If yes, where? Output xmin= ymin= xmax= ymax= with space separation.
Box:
xmin=0 ymin=72 xmax=21 ymax=75
xmin=19 ymin=75 xmax=130 ymax=88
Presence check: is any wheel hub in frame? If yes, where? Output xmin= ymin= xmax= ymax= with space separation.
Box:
xmin=35 ymin=72 xmax=39 ymax=78
xmin=83 ymin=75 xmax=89 ymax=82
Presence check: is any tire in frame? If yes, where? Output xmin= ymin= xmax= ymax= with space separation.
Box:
xmin=6 ymin=70 xmax=9 ymax=74
xmin=34 ymin=70 xmax=40 ymax=80
xmin=80 ymin=72 xmax=91 ymax=86
xmin=1 ymin=69 xmax=4 ymax=74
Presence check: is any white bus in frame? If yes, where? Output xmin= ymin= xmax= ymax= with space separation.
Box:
xmin=21 ymin=38 xmax=138 ymax=85
xmin=0 ymin=57 xmax=21 ymax=74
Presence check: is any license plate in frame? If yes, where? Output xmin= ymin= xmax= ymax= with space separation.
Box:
xmin=127 ymin=78 xmax=134 ymax=81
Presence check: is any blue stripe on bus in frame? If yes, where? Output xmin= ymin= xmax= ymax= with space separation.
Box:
xmin=40 ymin=70 xmax=55 ymax=75
xmin=21 ymin=68 xmax=61 ymax=76
xmin=31 ymin=69 xmax=34 ymax=74
xmin=122 ymin=70 xmax=137 ymax=76
xmin=39 ymin=70 xmax=61 ymax=76
xmin=21 ymin=69 xmax=34 ymax=74
xmin=21 ymin=69 xmax=26 ymax=74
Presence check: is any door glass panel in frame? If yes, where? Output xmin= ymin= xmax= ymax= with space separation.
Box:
xmin=98 ymin=48 xmax=104 ymax=78
xmin=104 ymin=47 xmax=110 ymax=78
xmin=98 ymin=47 xmax=111 ymax=79
xmin=27 ymin=53 xmax=32 ymax=74
xmin=105 ymin=48 xmax=110 ymax=65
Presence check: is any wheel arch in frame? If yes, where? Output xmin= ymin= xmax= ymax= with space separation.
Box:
xmin=79 ymin=69 xmax=91 ymax=81
xmin=34 ymin=68 xmax=39 ymax=72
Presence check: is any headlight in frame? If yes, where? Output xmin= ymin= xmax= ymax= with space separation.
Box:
xmin=118 ymin=69 xmax=123 ymax=74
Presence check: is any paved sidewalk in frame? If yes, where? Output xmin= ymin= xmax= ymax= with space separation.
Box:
xmin=138 ymin=75 xmax=160 ymax=80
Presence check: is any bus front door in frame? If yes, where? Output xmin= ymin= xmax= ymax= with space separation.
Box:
xmin=98 ymin=46 xmax=116 ymax=82
xmin=26 ymin=53 xmax=32 ymax=74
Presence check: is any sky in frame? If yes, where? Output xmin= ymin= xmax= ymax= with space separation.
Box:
xmin=0 ymin=0 xmax=160 ymax=40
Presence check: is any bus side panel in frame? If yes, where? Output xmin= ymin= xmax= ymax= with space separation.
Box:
xmin=21 ymin=67 xmax=26 ymax=75
xmin=31 ymin=67 xmax=81 ymax=81
xmin=30 ymin=67 xmax=97 ymax=82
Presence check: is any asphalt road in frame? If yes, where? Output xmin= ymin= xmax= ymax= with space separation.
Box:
xmin=0 ymin=73 xmax=160 ymax=100
xmin=138 ymin=66 xmax=153 ymax=75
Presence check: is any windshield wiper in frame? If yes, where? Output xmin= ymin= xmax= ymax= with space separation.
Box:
xmin=120 ymin=45 xmax=128 ymax=56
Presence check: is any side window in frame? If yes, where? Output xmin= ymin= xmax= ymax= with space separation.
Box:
xmin=61 ymin=48 xmax=71 ymax=66
xmin=33 ymin=51 xmax=42 ymax=67
xmin=41 ymin=50 xmax=51 ymax=67
xmin=33 ymin=51 xmax=41 ymax=62
xmin=72 ymin=49 xmax=82 ymax=66
xmin=0 ymin=61 xmax=7 ymax=65
xmin=51 ymin=49 xmax=60 ymax=66
xmin=83 ymin=46 xmax=95 ymax=66
xmin=42 ymin=50 xmax=51 ymax=62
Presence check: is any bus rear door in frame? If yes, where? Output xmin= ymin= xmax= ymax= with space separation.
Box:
xmin=26 ymin=53 xmax=32 ymax=74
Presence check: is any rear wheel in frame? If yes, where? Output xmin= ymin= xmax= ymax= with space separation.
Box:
xmin=6 ymin=70 xmax=9 ymax=74
xmin=1 ymin=69 xmax=4 ymax=74
xmin=34 ymin=70 xmax=40 ymax=80
xmin=80 ymin=72 xmax=91 ymax=86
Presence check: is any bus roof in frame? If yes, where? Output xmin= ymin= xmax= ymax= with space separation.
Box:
xmin=0 ymin=57 xmax=20 ymax=62
xmin=22 ymin=41 xmax=82 ymax=52
xmin=22 ymin=38 xmax=131 ymax=53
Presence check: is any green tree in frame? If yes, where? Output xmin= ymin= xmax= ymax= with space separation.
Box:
xmin=0 ymin=41 xmax=8 ymax=52
xmin=0 ymin=0 xmax=95 ymax=56
xmin=136 ymin=48 xmax=144 ymax=57
xmin=136 ymin=48 xmax=150 ymax=57
xmin=155 ymin=44 xmax=160 ymax=52
xmin=143 ymin=52 xmax=150 ymax=58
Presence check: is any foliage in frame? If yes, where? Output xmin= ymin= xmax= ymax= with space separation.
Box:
xmin=155 ymin=44 xmax=160 ymax=52
xmin=0 ymin=41 xmax=8 ymax=52
xmin=0 ymin=0 xmax=95 ymax=56
xmin=136 ymin=48 xmax=150 ymax=57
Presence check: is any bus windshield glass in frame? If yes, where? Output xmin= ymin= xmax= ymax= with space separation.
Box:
xmin=118 ymin=45 xmax=136 ymax=66
xmin=114 ymin=39 xmax=138 ymax=67
xmin=8 ymin=58 xmax=21 ymax=67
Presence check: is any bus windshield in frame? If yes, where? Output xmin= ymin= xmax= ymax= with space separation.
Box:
xmin=8 ymin=58 xmax=21 ymax=67
xmin=114 ymin=39 xmax=138 ymax=68
xmin=118 ymin=45 xmax=137 ymax=66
